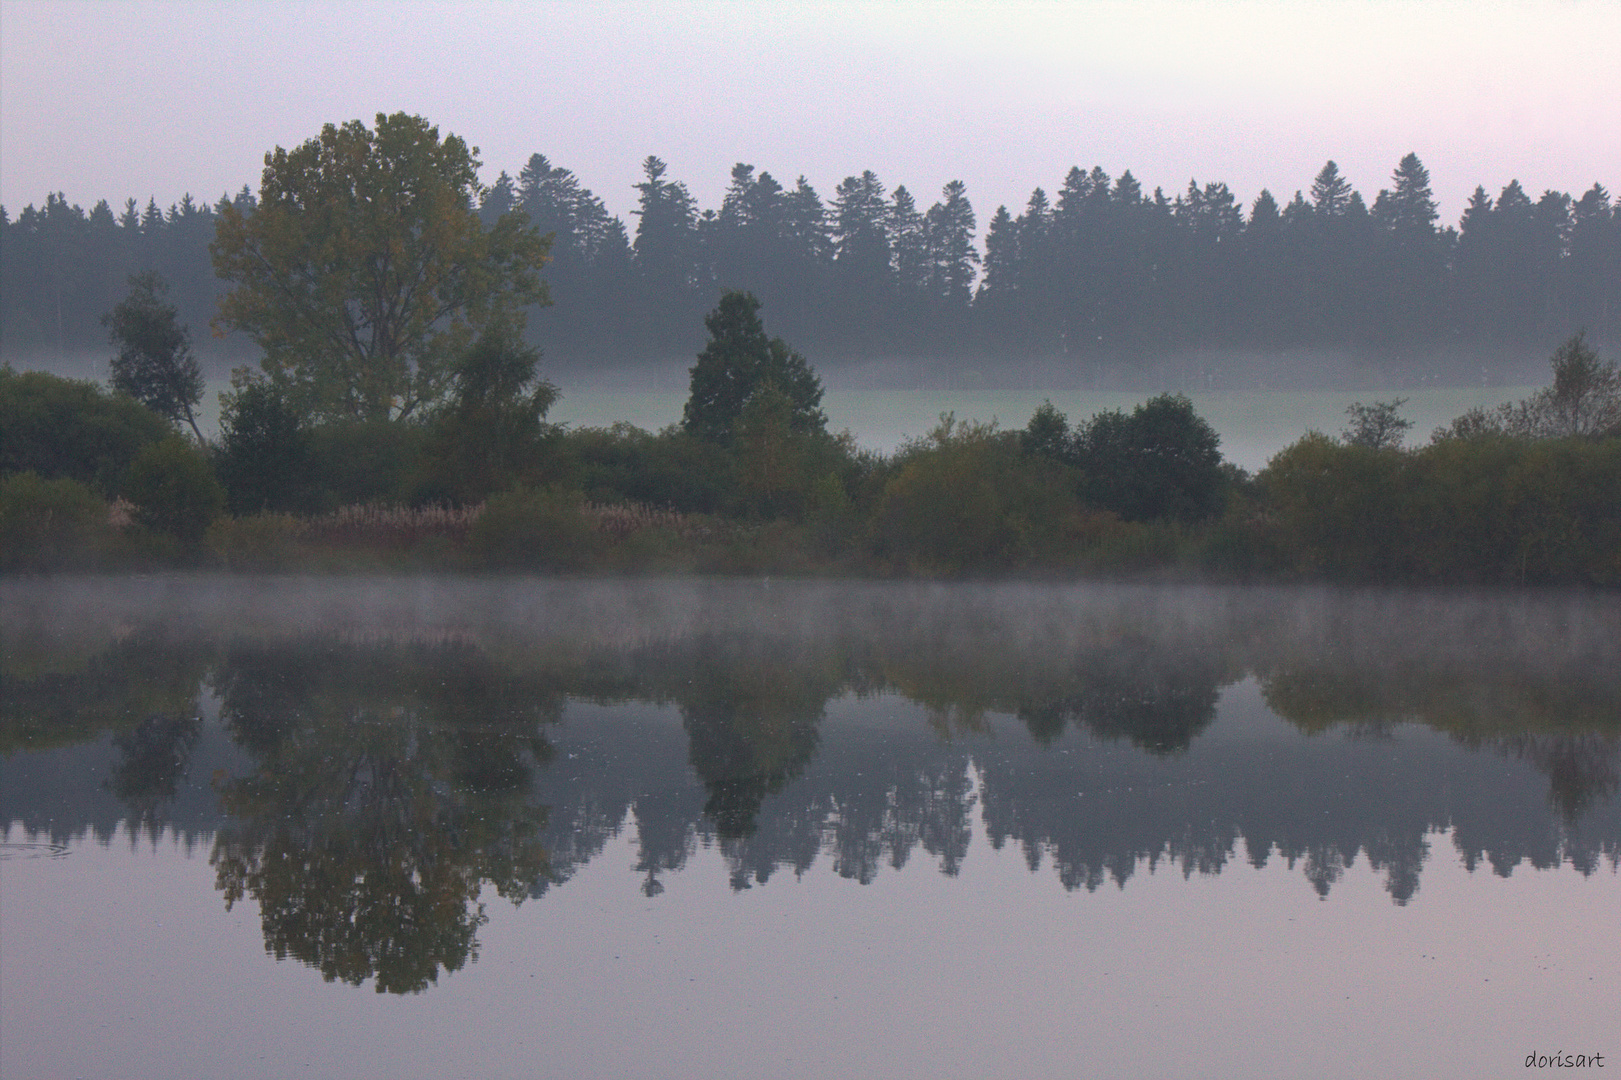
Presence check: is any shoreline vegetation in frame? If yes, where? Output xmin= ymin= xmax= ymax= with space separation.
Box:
xmin=3 ymin=114 xmax=1617 ymax=586
xmin=5 ymin=326 xmax=1617 ymax=585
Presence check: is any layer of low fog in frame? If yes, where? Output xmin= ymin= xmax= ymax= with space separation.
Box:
xmin=4 ymin=348 xmax=1537 ymax=471
xmin=9 ymin=576 xmax=1616 ymax=679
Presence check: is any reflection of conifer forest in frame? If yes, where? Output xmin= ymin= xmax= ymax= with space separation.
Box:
xmin=3 ymin=582 xmax=1616 ymax=993
xmin=5 ymin=153 xmax=1617 ymax=379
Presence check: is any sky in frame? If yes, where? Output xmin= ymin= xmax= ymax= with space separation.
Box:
xmin=3 ymin=0 xmax=1619 ymax=231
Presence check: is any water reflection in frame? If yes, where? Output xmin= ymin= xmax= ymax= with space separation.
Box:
xmin=3 ymin=578 xmax=1617 ymax=993
xmin=209 ymin=639 xmax=558 ymax=993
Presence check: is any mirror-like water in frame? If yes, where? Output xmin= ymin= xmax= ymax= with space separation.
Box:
xmin=3 ymin=577 xmax=1617 ymax=1079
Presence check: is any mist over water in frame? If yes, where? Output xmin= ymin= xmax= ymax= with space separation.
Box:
xmin=3 ymin=576 xmax=1617 ymax=1079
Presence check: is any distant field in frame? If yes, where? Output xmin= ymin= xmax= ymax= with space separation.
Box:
xmin=552 ymin=385 xmax=1536 ymax=471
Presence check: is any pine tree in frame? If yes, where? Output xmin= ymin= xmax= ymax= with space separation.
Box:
xmin=682 ymin=291 xmax=825 ymax=443
xmin=923 ymin=180 xmax=978 ymax=307
xmin=1310 ymin=161 xmax=1354 ymax=217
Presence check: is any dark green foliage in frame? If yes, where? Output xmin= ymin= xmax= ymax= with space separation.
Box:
xmin=1260 ymin=431 xmax=1621 ymax=584
xmin=566 ymin=424 xmax=733 ymax=513
xmin=465 ymin=486 xmax=594 ymax=569
xmin=0 ymin=367 xmax=170 ymax=494
xmin=1434 ymin=333 xmax=1621 ymax=441
xmin=101 ymin=272 xmax=205 ymax=441
xmin=730 ymin=384 xmax=850 ymax=520
xmin=411 ymin=323 xmax=560 ymax=504
xmin=0 ymin=471 xmax=113 ymax=570
xmin=305 ymin=420 xmax=429 ymax=510
xmin=683 ymin=291 xmax=825 ymax=443
xmin=1078 ymin=395 xmax=1226 ymax=523
xmin=6 ymin=150 xmax=1619 ymax=371
xmin=122 ymin=435 xmax=225 ymax=545
xmin=216 ymin=382 xmax=315 ymax=515
xmin=1021 ymin=400 xmax=1073 ymax=462
xmin=1342 ymin=398 xmax=1412 ymax=449
xmin=1027 ymin=394 xmax=1226 ymax=524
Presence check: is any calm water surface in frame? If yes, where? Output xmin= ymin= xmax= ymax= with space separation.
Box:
xmin=2 ymin=577 xmax=1617 ymax=1080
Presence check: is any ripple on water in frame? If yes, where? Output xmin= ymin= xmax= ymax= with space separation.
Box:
xmin=0 ymin=842 xmax=71 ymax=860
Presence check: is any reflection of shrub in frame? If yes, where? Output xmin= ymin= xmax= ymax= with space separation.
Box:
xmin=122 ymin=436 xmax=225 ymax=546
xmin=205 ymin=513 xmax=308 ymax=570
xmin=466 ymin=487 xmax=594 ymax=570
xmin=0 ymin=472 xmax=113 ymax=570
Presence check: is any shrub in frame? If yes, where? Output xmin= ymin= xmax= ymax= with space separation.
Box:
xmin=1257 ymin=433 xmax=1409 ymax=580
xmin=409 ymin=323 xmax=562 ymax=505
xmin=873 ymin=415 xmax=1080 ymax=573
xmin=0 ymin=367 xmax=171 ymax=494
xmin=1078 ymin=394 xmax=1227 ymax=523
xmin=0 ymin=472 xmax=113 ymax=570
xmin=1259 ymin=431 xmax=1621 ymax=585
xmin=466 ymin=486 xmax=595 ymax=570
xmin=122 ymin=436 xmax=226 ymax=546
xmin=565 ymin=424 xmax=733 ymax=513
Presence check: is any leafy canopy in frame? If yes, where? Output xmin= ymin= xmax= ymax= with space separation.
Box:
xmin=212 ymin=112 xmax=550 ymax=423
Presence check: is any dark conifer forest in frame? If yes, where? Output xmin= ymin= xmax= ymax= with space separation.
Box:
xmin=4 ymin=153 xmax=1616 ymax=387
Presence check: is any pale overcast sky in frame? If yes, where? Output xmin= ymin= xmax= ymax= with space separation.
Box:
xmin=3 ymin=0 xmax=1618 ymax=229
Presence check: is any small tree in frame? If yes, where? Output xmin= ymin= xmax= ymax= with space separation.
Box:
xmin=1544 ymin=332 xmax=1620 ymax=437
xmin=682 ymin=291 xmax=825 ymax=443
xmin=1077 ymin=394 xmax=1226 ymax=523
xmin=1342 ymin=398 xmax=1412 ymax=449
xmin=102 ymin=272 xmax=205 ymax=442
xmin=1432 ymin=333 xmax=1620 ymax=441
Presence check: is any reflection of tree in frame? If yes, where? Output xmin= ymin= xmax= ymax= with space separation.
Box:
xmin=668 ymin=634 xmax=834 ymax=839
xmin=1263 ymin=665 xmax=1621 ymax=826
xmin=1502 ymin=733 xmax=1620 ymax=824
xmin=1007 ymin=640 xmax=1225 ymax=755
xmin=107 ymin=714 xmax=201 ymax=829
xmin=209 ymin=639 xmax=559 ymax=994
xmin=1 ymin=630 xmax=207 ymax=756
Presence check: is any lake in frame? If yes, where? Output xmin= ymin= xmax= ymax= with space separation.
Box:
xmin=2 ymin=576 xmax=1616 ymax=1079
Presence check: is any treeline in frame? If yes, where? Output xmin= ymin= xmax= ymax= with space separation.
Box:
xmin=4 ymin=153 xmax=1617 ymax=380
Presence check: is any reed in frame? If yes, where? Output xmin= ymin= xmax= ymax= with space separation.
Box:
xmin=305 ymin=502 xmax=485 ymax=548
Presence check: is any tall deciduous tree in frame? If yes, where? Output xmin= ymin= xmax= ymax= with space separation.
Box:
xmin=102 ymin=271 xmax=205 ymax=441
xmin=211 ymin=113 xmax=550 ymax=423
